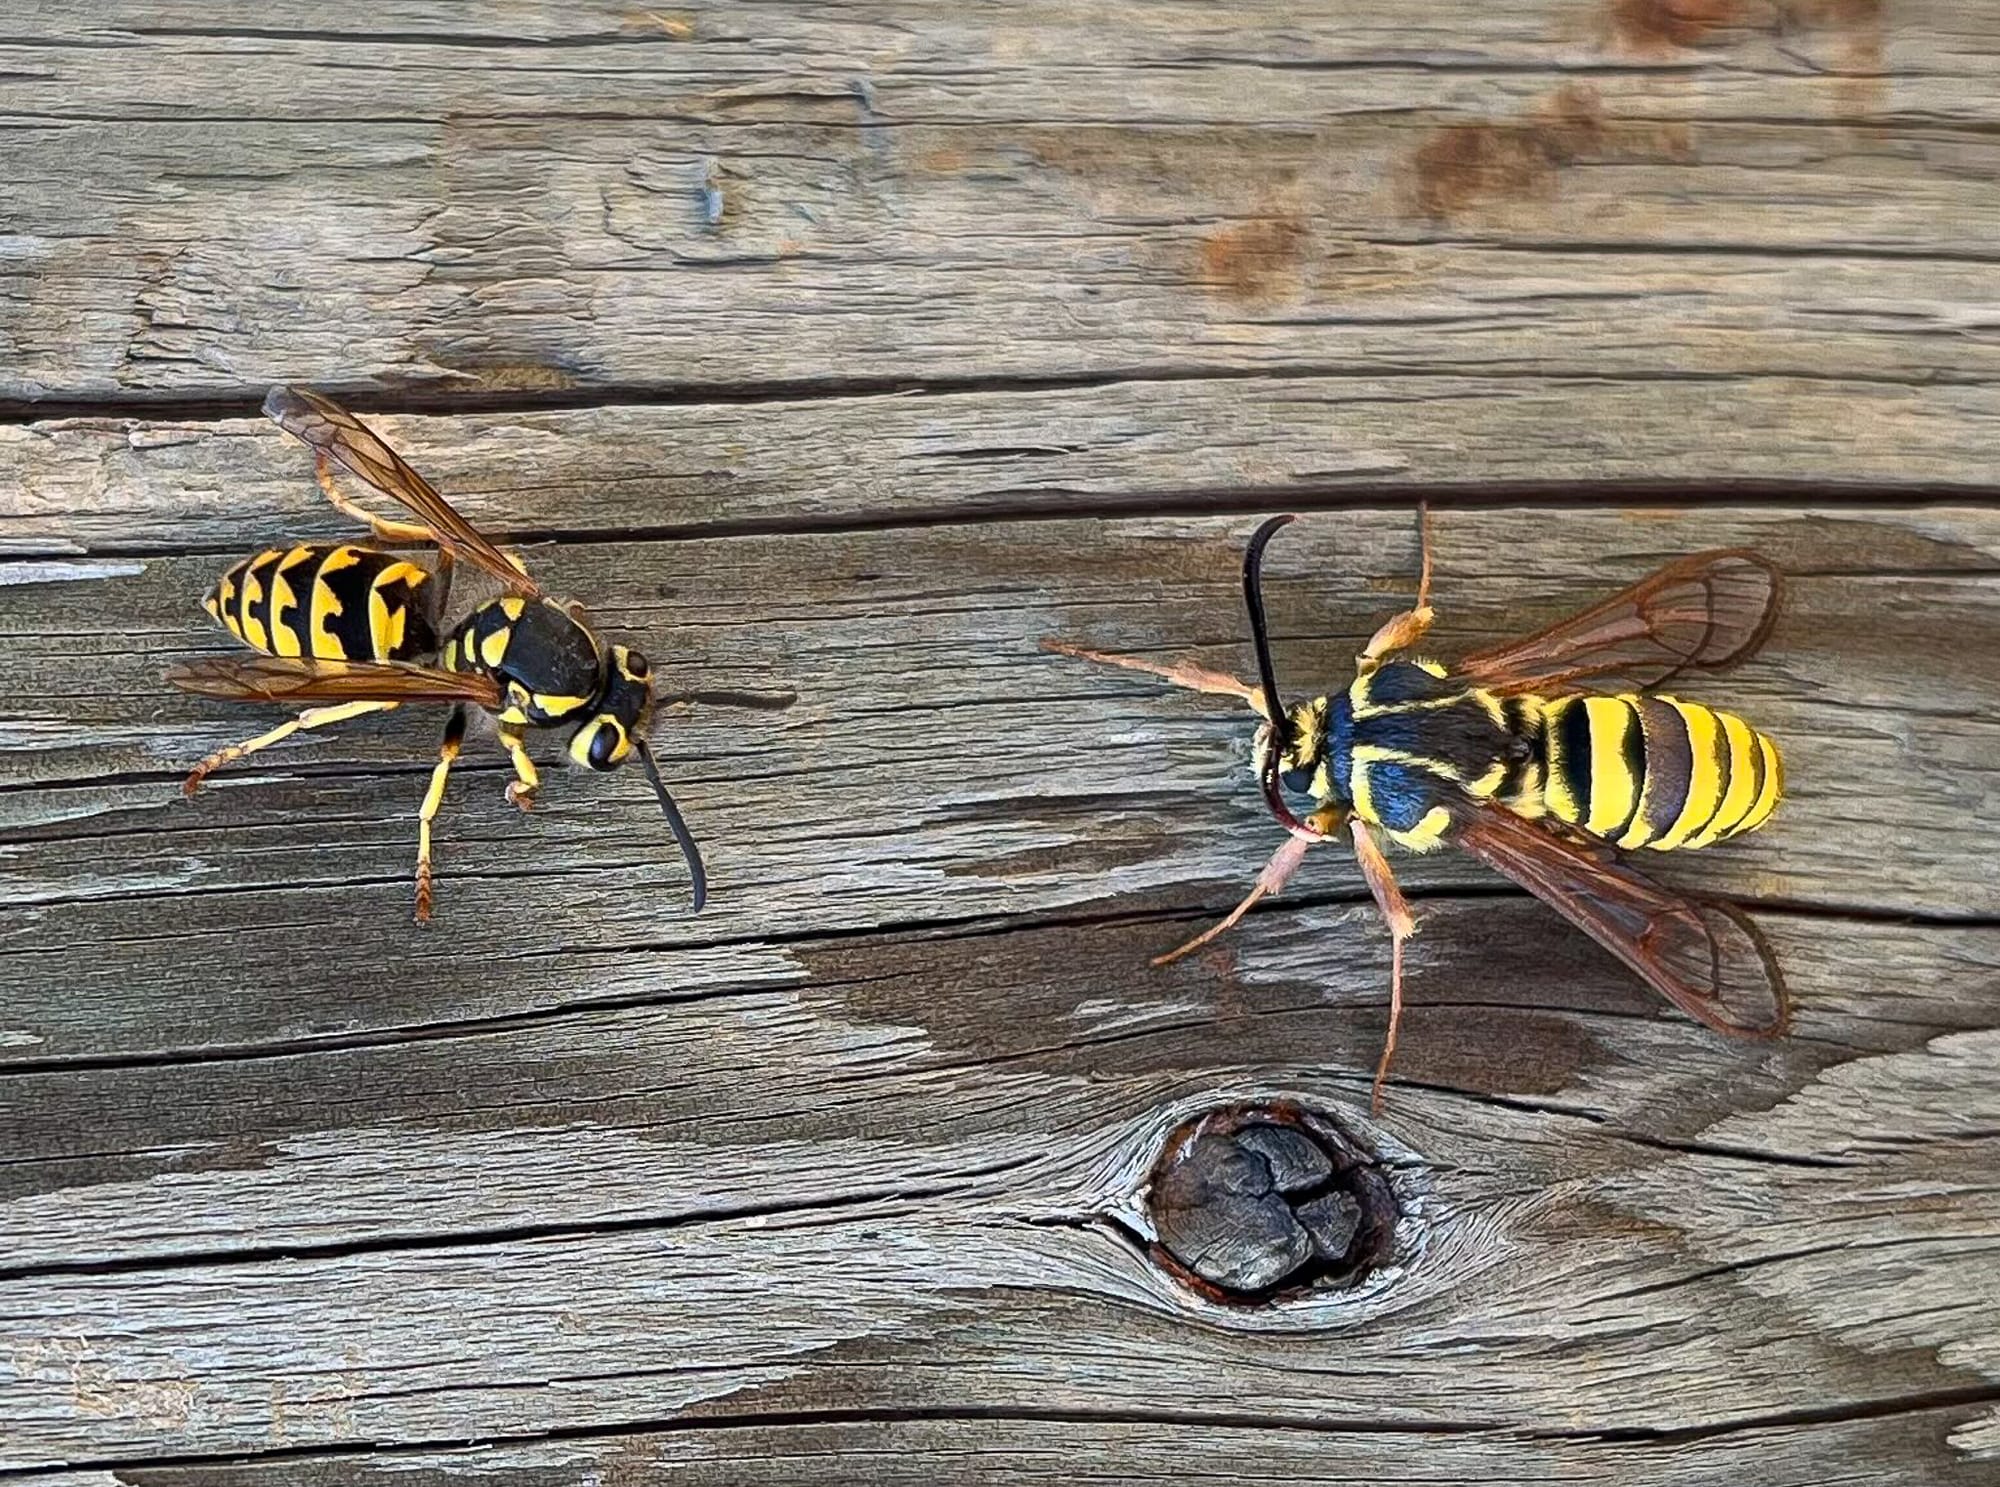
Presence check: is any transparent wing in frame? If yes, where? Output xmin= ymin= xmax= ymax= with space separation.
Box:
xmin=168 ymin=654 xmax=504 ymax=708
xmin=1452 ymin=800 xmax=1787 ymax=1036
xmin=1456 ymin=550 xmax=1779 ymax=695
xmin=264 ymin=385 xmax=541 ymax=598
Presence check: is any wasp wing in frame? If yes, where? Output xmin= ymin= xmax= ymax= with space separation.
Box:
xmin=168 ymin=654 xmax=504 ymax=708
xmin=1455 ymin=550 xmax=1779 ymax=695
xmin=264 ymin=385 xmax=541 ymax=598
xmin=1452 ymin=800 xmax=1787 ymax=1037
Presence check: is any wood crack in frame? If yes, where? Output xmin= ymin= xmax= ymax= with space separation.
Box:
xmin=0 ymin=1154 xmax=1041 ymax=1283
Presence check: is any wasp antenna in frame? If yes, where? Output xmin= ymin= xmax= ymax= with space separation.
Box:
xmin=1244 ymin=514 xmax=1297 ymax=745
xmin=637 ymin=739 xmax=707 ymax=914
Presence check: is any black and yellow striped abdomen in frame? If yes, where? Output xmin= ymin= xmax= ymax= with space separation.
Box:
xmin=204 ymin=544 xmax=436 ymax=662
xmin=1540 ymin=693 xmax=1781 ymax=851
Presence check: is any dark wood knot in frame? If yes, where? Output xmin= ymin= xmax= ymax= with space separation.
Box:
xmin=1141 ymin=1102 xmax=1397 ymax=1302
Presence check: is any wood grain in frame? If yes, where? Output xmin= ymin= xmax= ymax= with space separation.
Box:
xmin=2 ymin=506 xmax=1995 ymax=1058
xmin=4 ymin=502 xmax=2000 ymax=1476
xmin=3 ymin=918 xmax=1996 ymax=1464
xmin=24 ymin=1410 xmax=2000 ymax=1487
xmin=5 ymin=0 xmax=1999 ymax=1479
xmin=1 ymin=0 xmax=1998 ymax=430
xmin=7 ymin=381 xmax=2000 ymax=560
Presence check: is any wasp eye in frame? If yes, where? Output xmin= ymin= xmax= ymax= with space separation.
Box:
xmin=569 ymin=716 xmax=630 ymax=771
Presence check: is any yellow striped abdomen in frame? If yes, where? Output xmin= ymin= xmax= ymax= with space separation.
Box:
xmin=1539 ymin=693 xmax=1781 ymax=851
xmin=204 ymin=545 xmax=436 ymax=663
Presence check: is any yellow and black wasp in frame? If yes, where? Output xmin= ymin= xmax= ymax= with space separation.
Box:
xmin=1049 ymin=512 xmax=1787 ymax=1110
xmin=170 ymin=386 xmax=705 ymax=922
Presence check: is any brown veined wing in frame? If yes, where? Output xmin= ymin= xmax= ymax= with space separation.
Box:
xmin=168 ymin=654 xmax=504 ymax=708
xmin=1451 ymin=800 xmax=1788 ymax=1037
xmin=263 ymin=385 xmax=541 ymax=599
xmin=1456 ymin=550 xmax=1780 ymax=696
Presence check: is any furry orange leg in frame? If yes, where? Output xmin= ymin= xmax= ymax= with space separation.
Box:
xmin=1351 ymin=818 xmax=1417 ymax=1113
xmin=1153 ymin=832 xmax=1314 ymax=967
xmin=1042 ymin=639 xmax=1268 ymax=718
xmin=1360 ymin=503 xmax=1437 ymax=666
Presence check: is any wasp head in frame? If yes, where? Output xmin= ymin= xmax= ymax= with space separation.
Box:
xmin=568 ymin=645 xmax=654 ymax=771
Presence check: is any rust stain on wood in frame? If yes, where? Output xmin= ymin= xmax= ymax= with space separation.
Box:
xmin=1195 ymin=217 xmax=1309 ymax=301
xmin=1609 ymin=0 xmax=1880 ymax=48
xmin=1788 ymin=0 xmax=1882 ymax=27
xmin=1407 ymin=84 xmax=1691 ymax=222
xmin=1795 ymin=0 xmax=1886 ymax=115
xmin=1606 ymin=0 xmax=1883 ymax=113
xmin=1608 ymin=0 xmax=1746 ymax=52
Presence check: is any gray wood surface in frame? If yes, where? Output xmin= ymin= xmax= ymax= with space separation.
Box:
xmin=3 ymin=2 xmax=1999 ymax=1482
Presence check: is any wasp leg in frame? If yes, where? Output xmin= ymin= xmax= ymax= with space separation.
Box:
xmin=316 ymin=451 xmax=458 ymax=616
xmin=1153 ymin=832 xmax=1315 ymax=967
xmin=1359 ymin=503 xmax=1436 ymax=669
xmin=498 ymin=724 xmax=539 ymax=810
xmin=1350 ymin=818 xmax=1418 ymax=1114
xmin=314 ymin=454 xmax=436 ymax=545
xmin=414 ymin=704 xmax=467 ymax=923
xmin=1041 ymin=640 xmax=1269 ymax=719
xmin=182 ymin=699 xmax=399 ymax=797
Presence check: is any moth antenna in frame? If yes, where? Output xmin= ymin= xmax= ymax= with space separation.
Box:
xmin=1244 ymin=514 xmax=1297 ymax=746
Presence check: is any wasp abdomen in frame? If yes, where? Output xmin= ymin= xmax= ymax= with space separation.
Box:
xmin=205 ymin=544 xmax=435 ymax=663
xmin=1540 ymin=694 xmax=1781 ymax=851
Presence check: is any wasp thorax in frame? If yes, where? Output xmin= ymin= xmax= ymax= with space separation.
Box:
xmin=568 ymin=644 xmax=654 ymax=771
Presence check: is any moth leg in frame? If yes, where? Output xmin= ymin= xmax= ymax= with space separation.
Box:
xmin=183 ymin=699 xmax=399 ymax=797
xmin=315 ymin=453 xmax=436 ymax=545
xmin=1042 ymin=639 xmax=1269 ymax=718
xmin=1350 ymin=818 xmax=1418 ymax=1114
xmin=414 ymin=704 xmax=468 ymax=923
xmin=1154 ymin=832 xmax=1314 ymax=967
xmin=498 ymin=724 xmax=540 ymax=811
xmin=1359 ymin=503 xmax=1436 ymax=668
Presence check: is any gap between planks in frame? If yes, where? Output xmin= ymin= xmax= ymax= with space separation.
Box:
xmin=13 ymin=485 xmax=2000 ymax=564
xmin=15 ymin=358 xmax=2000 ymax=427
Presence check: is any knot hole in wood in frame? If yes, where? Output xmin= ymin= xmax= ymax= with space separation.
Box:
xmin=1135 ymin=1102 xmax=1399 ymax=1303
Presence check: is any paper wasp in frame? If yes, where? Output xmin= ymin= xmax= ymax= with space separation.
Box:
xmin=169 ymin=386 xmax=706 ymax=922
xmin=1048 ymin=512 xmax=1787 ymax=1110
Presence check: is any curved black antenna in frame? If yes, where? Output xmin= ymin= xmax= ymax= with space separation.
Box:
xmin=1244 ymin=514 xmax=1298 ymax=748
xmin=637 ymin=739 xmax=708 ymax=914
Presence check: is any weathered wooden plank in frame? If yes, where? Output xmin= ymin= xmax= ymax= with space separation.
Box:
xmin=11 ymin=126 xmax=2000 ymax=398
xmin=3 ymin=996 xmax=1995 ymax=1465
xmin=3 ymin=506 xmax=1995 ymax=1067
xmin=10 ymin=0 xmax=1985 ymax=127
xmin=8 ymin=384 xmax=2000 ymax=559
xmin=17 ymin=1408 xmax=2000 ymax=1487
xmin=2 ymin=895 xmax=1991 ymax=1265
xmin=3 ymin=2 xmax=2000 ymax=406
xmin=5 ymin=9 xmax=1998 ymax=1476
xmin=4 ymin=498 xmax=1996 ymax=1470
